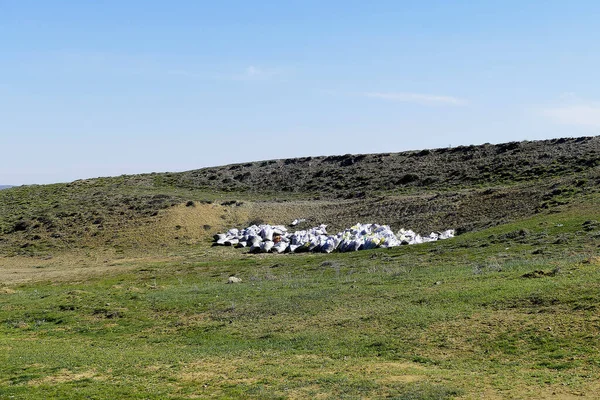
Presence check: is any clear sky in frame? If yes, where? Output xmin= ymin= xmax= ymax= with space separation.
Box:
xmin=2 ymin=1 xmax=599 ymax=185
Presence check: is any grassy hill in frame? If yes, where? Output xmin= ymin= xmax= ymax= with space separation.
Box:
xmin=1 ymin=136 xmax=599 ymax=257
xmin=1 ymin=136 xmax=600 ymax=398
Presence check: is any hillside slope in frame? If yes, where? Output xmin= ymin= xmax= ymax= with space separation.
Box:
xmin=0 ymin=136 xmax=599 ymax=256
xmin=165 ymin=136 xmax=600 ymax=196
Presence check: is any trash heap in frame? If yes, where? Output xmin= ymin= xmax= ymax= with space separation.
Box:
xmin=213 ymin=223 xmax=454 ymax=254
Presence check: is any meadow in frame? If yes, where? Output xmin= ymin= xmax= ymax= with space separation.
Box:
xmin=1 ymin=195 xmax=599 ymax=399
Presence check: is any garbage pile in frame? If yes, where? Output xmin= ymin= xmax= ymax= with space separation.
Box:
xmin=213 ymin=223 xmax=454 ymax=254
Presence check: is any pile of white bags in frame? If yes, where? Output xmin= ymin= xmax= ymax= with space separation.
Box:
xmin=213 ymin=223 xmax=454 ymax=254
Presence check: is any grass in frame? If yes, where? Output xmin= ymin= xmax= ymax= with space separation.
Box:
xmin=1 ymin=196 xmax=599 ymax=399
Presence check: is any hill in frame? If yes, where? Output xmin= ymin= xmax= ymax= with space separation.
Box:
xmin=0 ymin=136 xmax=599 ymax=257
xmin=168 ymin=136 xmax=599 ymax=195
xmin=1 ymin=136 xmax=600 ymax=398
xmin=0 ymin=185 xmax=13 ymax=190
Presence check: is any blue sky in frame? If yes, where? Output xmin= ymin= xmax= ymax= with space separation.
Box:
xmin=2 ymin=1 xmax=599 ymax=184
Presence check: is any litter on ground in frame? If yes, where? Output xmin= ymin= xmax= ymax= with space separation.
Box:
xmin=213 ymin=223 xmax=454 ymax=253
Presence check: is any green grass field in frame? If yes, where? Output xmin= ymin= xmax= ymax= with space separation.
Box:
xmin=1 ymin=195 xmax=599 ymax=399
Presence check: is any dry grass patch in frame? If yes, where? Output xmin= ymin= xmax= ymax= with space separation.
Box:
xmin=174 ymin=313 xmax=210 ymax=327
xmin=172 ymin=355 xmax=444 ymax=398
xmin=127 ymin=203 xmax=249 ymax=248
xmin=458 ymin=381 xmax=600 ymax=400
xmin=27 ymin=369 xmax=106 ymax=386
xmin=0 ymin=253 xmax=177 ymax=285
xmin=177 ymin=359 xmax=255 ymax=384
xmin=349 ymin=361 xmax=427 ymax=384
